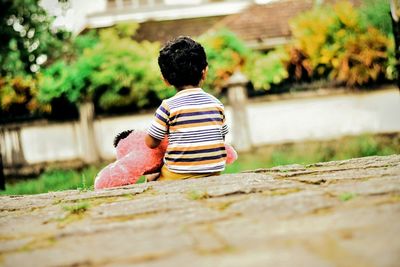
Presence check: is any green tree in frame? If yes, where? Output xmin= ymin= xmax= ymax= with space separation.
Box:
xmin=39 ymin=23 xmax=172 ymax=113
xmin=289 ymin=0 xmax=394 ymax=86
xmin=0 ymin=0 xmax=71 ymax=121
xmin=360 ymin=0 xmax=392 ymax=36
xmin=0 ymin=75 xmax=50 ymax=122
xmin=199 ymin=30 xmax=250 ymax=91
xmin=200 ymin=29 xmax=288 ymax=91
xmin=0 ymin=0 xmax=70 ymax=76
xmin=245 ymin=48 xmax=289 ymax=90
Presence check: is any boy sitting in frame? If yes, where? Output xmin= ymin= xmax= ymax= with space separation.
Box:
xmin=145 ymin=36 xmax=229 ymax=181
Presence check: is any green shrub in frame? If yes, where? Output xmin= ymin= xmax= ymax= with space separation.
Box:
xmin=330 ymin=27 xmax=392 ymax=86
xmin=200 ymin=29 xmax=289 ymax=91
xmin=0 ymin=75 xmax=50 ymax=120
xmin=90 ymin=29 xmax=171 ymax=111
xmin=245 ymin=48 xmax=289 ymax=90
xmin=200 ymin=29 xmax=250 ymax=92
xmin=289 ymin=0 xmax=395 ymax=86
xmin=0 ymin=0 xmax=71 ymax=76
xmin=359 ymin=0 xmax=392 ymax=36
xmin=39 ymin=54 xmax=103 ymax=104
xmin=39 ymin=23 xmax=174 ymax=113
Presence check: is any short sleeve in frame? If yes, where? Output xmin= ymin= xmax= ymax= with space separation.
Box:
xmin=221 ymin=123 xmax=229 ymax=137
xmin=221 ymin=110 xmax=229 ymax=137
xmin=147 ymin=101 xmax=170 ymax=140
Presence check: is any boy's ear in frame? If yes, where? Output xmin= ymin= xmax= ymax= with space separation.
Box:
xmin=201 ymin=66 xmax=208 ymax=81
xmin=162 ymin=76 xmax=171 ymax=86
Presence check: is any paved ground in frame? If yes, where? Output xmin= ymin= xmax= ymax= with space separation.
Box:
xmin=1 ymin=155 xmax=399 ymax=267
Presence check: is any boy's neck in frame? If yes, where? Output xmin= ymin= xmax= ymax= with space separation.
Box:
xmin=176 ymin=85 xmax=201 ymax=91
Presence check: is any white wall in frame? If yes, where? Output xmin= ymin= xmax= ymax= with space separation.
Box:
xmin=19 ymin=122 xmax=81 ymax=164
xmin=244 ymin=89 xmax=400 ymax=145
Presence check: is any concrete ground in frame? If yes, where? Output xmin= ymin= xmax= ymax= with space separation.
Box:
xmin=0 ymin=155 xmax=399 ymax=267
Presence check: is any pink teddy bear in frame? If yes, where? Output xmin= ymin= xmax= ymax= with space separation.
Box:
xmin=94 ymin=130 xmax=238 ymax=189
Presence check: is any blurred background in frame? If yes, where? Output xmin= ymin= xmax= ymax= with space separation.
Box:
xmin=0 ymin=0 xmax=399 ymax=194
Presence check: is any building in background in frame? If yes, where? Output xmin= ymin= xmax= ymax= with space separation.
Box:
xmin=41 ymin=0 xmax=260 ymax=35
xmin=41 ymin=0 xmax=360 ymax=50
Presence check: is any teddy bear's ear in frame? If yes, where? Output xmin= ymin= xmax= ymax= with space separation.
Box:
xmin=113 ymin=129 xmax=134 ymax=148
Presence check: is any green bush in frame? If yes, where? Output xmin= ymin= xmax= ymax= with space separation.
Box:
xmin=288 ymin=0 xmax=395 ymax=86
xmin=39 ymin=55 xmax=103 ymax=104
xmin=199 ymin=29 xmax=250 ymax=91
xmin=0 ymin=0 xmax=71 ymax=76
xmin=245 ymin=47 xmax=289 ymax=90
xmin=0 ymin=75 xmax=50 ymax=120
xmin=359 ymin=0 xmax=392 ymax=36
xmin=200 ymin=29 xmax=289 ymax=91
xmin=39 ymin=23 xmax=174 ymax=113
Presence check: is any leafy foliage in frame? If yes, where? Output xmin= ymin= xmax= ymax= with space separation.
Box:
xmin=2 ymin=0 xmax=397 ymax=120
xmin=246 ymin=48 xmax=289 ymax=90
xmin=0 ymin=0 xmax=73 ymax=121
xmin=39 ymin=23 xmax=173 ymax=113
xmin=200 ymin=29 xmax=288 ymax=91
xmin=0 ymin=0 xmax=71 ymax=76
xmin=290 ymin=4 xmax=337 ymax=72
xmin=359 ymin=0 xmax=392 ymax=36
xmin=0 ymin=75 xmax=50 ymax=121
xmin=289 ymin=0 xmax=395 ymax=86
xmin=200 ymin=29 xmax=250 ymax=91
xmin=286 ymin=47 xmax=313 ymax=82
xmin=89 ymin=25 xmax=172 ymax=111
xmin=331 ymin=27 xmax=391 ymax=86
xmin=39 ymin=53 xmax=103 ymax=104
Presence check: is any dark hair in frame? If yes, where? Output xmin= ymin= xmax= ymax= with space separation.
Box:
xmin=113 ymin=129 xmax=134 ymax=148
xmin=158 ymin=36 xmax=208 ymax=88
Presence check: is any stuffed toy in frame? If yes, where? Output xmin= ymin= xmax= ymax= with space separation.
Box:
xmin=94 ymin=130 xmax=238 ymax=189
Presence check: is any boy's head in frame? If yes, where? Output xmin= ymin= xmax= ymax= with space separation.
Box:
xmin=158 ymin=36 xmax=208 ymax=89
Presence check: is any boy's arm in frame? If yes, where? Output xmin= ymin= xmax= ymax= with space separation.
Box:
xmin=146 ymin=100 xmax=170 ymax=149
xmin=221 ymin=111 xmax=229 ymax=140
xmin=145 ymin=134 xmax=161 ymax=149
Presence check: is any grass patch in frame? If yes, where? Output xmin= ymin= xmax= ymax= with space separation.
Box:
xmin=136 ymin=175 xmax=147 ymax=184
xmin=62 ymin=201 xmax=90 ymax=215
xmin=223 ymin=133 xmax=400 ymax=174
xmin=1 ymin=165 xmax=101 ymax=195
xmin=338 ymin=192 xmax=357 ymax=202
xmin=187 ymin=190 xmax=209 ymax=200
xmin=56 ymin=201 xmax=90 ymax=228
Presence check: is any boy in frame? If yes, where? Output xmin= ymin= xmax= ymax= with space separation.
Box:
xmin=145 ymin=36 xmax=229 ymax=181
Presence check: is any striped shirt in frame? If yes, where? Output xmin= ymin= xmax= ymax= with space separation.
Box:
xmin=147 ymin=88 xmax=229 ymax=173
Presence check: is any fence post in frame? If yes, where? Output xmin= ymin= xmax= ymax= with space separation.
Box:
xmin=390 ymin=0 xmax=400 ymax=89
xmin=226 ymin=71 xmax=252 ymax=152
xmin=79 ymin=101 xmax=100 ymax=164
xmin=0 ymin=152 xmax=4 ymax=190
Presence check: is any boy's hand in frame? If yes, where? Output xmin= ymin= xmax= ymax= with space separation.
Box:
xmin=145 ymin=134 xmax=161 ymax=149
xmin=144 ymin=172 xmax=160 ymax=182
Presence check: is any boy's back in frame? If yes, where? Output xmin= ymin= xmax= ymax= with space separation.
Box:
xmin=145 ymin=36 xmax=229 ymax=179
xmin=148 ymin=87 xmax=228 ymax=173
